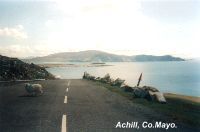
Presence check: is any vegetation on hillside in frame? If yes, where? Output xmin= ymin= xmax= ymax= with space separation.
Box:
xmin=0 ymin=55 xmax=55 ymax=81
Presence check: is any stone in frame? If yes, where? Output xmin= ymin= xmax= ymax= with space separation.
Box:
xmin=83 ymin=72 xmax=90 ymax=79
xmin=142 ymin=86 xmax=159 ymax=92
xmin=149 ymin=91 xmax=167 ymax=103
xmin=132 ymin=87 xmax=149 ymax=98
xmin=122 ymin=85 xmax=133 ymax=92
xmin=89 ymin=75 xmax=96 ymax=80
xmin=100 ymin=73 xmax=112 ymax=83
xmin=95 ymin=77 xmax=101 ymax=81
xmin=111 ymin=78 xmax=125 ymax=87
xmin=82 ymin=72 xmax=96 ymax=80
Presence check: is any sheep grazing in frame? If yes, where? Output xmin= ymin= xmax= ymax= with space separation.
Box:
xmin=25 ymin=83 xmax=43 ymax=96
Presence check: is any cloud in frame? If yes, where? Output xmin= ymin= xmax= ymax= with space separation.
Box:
xmin=1 ymin=0 xmax=198 ymax=58
xmin=0 ymin=25 xmax=28 ymax=39
xmin=0 ymin=45 xmax=31 ymax=58
xmin=42 ymin=0 xmax=199 ymax=58
xmin=44 ymin=0 xmax=165 ymax=52
xmin=0 ymin=42 xmax=65 ymax=58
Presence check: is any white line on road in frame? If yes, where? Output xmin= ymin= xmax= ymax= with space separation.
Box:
xmin=67 ymin=81 xmax=70 ymax=86
xmin=64 ymin=96 xmax=67 ymax=103
xmin=61 ymin=114 xmax=67 ymax=132
xmin=66 ymin=88 xmax=68 ymax=92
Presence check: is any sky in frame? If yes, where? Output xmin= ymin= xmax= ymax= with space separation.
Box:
xmin=0 ymin=0 xmax=199 ymax=58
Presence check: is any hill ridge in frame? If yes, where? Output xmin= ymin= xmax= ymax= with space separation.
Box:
xmin=24 ymin=50 xmax=185 ymax=62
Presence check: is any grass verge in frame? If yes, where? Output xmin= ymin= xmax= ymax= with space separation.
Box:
xmin=92 ymin=80 xmax=200 ymax=127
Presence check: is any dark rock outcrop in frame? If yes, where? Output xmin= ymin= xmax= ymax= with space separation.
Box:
xmin=0 ymin=55 xmax=55 ymax=81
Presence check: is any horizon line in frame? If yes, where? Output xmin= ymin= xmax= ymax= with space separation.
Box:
xmin=0 ymin=50 xmax=195 ymax=59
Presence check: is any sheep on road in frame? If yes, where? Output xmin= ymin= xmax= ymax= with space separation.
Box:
xmin=25 ymin=83 xmax=43 ymax=96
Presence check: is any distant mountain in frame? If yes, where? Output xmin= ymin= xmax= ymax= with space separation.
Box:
xmin=0 ymin=55 xmax=55 ymax=81
xmin=24 ymin=50 xmax=185 ymax=63
xmin=132 ymin=55 xmax=185 ymax=61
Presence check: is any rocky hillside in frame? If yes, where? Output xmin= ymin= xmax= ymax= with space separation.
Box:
xmin=0 ymin=55 xmax=55 ymax=81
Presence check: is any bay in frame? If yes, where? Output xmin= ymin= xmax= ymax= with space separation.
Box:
xmin=46 ymin=60 xmax=200 ymax=97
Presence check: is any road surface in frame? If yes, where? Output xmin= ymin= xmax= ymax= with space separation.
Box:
xmin=0 ymin=79 xmax=197 ymax=132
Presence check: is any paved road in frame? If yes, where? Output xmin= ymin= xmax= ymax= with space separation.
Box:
xmin=0 ymin=79 xmax=197 ymax=132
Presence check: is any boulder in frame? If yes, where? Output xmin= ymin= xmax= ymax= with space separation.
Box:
xmin=132 ymin=87 xmax=149 ymax=98
xmin=88 ymin=75 xmax=96 ymax=80
xmin=83 ymin=72 xmax=90 ymax=79
xmin=100 ymin=73 xmax=112 ymax=83
xmin=149 ymin=91 xmax=166 ymax=103
xmin=122 ymin=85 xmax=133 ymax=92
xmin=95 ymin=77 xmax=101 ymax=81
xmin=132 ymin=86 xmax=167 ymax=103
xmin=111 ymin=78 xmax=125 ymax=87
xmin=109 ymin=78 xmax=115 ymax=84
xmin=142 ymin=86 xmax=159 ymax=92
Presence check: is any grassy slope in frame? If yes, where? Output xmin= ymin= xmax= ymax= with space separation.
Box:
xmin=92 ymin=81 xmax=200 ymax=127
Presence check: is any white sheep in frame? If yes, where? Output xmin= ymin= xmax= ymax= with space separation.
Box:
xmin=25 ymin=83 xmax=43 ymax=96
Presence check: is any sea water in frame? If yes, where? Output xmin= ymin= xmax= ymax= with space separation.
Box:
xmin=46 ymin=60 xmax=200 ymax=97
